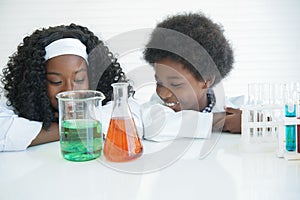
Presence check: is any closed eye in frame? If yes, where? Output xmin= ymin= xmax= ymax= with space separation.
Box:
xmin=170 ymin=83 xmax=184 ymax=87
xmin=74 ymin=78 xmax=85 ymax=84
xmin=47 ymin=80 xmax=62 ymax=85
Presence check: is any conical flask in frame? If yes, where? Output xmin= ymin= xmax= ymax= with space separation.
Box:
xmin=103 ymin=82 xmax=143 ymax=162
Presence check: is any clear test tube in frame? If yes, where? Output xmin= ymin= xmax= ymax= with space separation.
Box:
xmin=275 ymin=98 xmax=285 ymax=157
xmin=270 ymin=82 xmax=284 ymax=142
xmin=247 ymin=83 xmax=255 ymax=105
xmin=270 ymin=82 xmax=284 ymax=105
xmin=265 ymin=109 xmax=272 ymax=137
xmin=248 ymin=109 xmax=254 ymax=140
xmin=261 ymin=83 xmax=271 ymax=138
xmin=257 ymin=109 xmax=263 ymax=137
xmin=248 ymin=82 xmax=261 ymax=105
xmin=260 ymin=82 xmax=270 ymax=105
xmin=253 ymin=109 xmax=258 ymax=140
xmin=247 ymin=83 xmax=258 ymax=141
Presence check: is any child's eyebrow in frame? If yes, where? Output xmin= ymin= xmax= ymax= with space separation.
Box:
xmin=46 ymin=72 xmax=60 ymax=75
xmin=75 ymin=68 xmax=87 ymax=74
xmin=167 ymin=76 xmax=182 ymax=80
xmin=46 ymin=68 xmax=87 ymax=76
xmin=155 ymin=74 xmax=183 ymax=81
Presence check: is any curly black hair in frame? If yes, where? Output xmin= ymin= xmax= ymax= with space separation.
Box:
xmin=1 ymin=23 xmax=126 ymax=129
xmin=143 ymin=12 xmax=234 ymax=86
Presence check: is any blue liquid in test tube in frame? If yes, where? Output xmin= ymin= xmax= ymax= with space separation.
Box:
xmin=286 ymin=125 xmax=296 ymax=151
xmin=285 ymin=104 xmax=296 ymax=117
xmin=285 ymin=104 xmax=296 ymax=151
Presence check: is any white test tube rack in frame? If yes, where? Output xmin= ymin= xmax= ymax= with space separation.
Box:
xmin=241 ymin=104 xmax=300 ymax=160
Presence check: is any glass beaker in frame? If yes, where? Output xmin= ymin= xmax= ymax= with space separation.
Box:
xmin=56 ymin=90 xmax=105 ymax=161
xmin=103 ymin=82 xmax=143 ymax=162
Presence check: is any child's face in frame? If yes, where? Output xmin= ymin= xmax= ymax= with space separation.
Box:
xmin=46 ymin=55 xmax=89 ymax=111
xmin=154 ymin=58 xmax=208 ymax=112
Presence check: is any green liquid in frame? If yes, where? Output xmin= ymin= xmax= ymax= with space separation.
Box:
xmin=60 ymin=119 xmax=102 ymax=161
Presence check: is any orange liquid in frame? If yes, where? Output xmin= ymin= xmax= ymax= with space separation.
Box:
xmin=103 ymin=118 xmax=143 ymax=162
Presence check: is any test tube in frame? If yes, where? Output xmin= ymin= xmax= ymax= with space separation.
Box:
xmin=270 ymin=82 xmax=284 ymax=105
xmin=266 ymin=111 xmax=272 ymax=136
xmin=247 ymin=83 xmax=257 ymax=141
xmin=297 ymin=92 xmax=300 ymax=153
xmin=257 ymin=110 xmax=263 ymax=137
xmin=248 ymin=82 xmax=261 ymax=105
xmin=284 ymin=82 xmax=297 ymax=151
xmin=247 ymin=83 xmax=255 ymax=105
xmin=260 ymin=82 xmax=270 ymax=105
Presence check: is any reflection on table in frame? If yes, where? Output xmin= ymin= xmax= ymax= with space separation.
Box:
xmin=0 ymin=133 xmax=299 ymax=200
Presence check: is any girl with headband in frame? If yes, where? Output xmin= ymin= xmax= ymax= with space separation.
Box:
xmin=0 ymin=23 xmax=129 ymax=151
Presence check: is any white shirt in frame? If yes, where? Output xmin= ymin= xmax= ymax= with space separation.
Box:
xmin=141 ymin=94 xmax=213 ymax=142
xmin=0 ymin=97 xmax=42 ymax=152
xmin=140 ymin=84 xmax=245 ymax=142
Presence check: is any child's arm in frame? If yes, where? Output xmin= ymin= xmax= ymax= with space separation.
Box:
xmin=142 ymin=103 xmax=213 ymax=142
xmin=29 ymin=123 xmax=59 ymax=146
xmin=0 ymin=114 xmax=43 ymax=151
xmin=223 ymin=107 xmax=242 ymax=133
xmin=212 ymin=112 xmax=225 ymax=132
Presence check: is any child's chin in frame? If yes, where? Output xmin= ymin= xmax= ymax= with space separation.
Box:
xmin=170 ymin=106 xmax=181 ymax=112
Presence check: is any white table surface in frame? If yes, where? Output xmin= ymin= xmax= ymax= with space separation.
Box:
xmin=0 ymin=133 xmax=299 ymax=200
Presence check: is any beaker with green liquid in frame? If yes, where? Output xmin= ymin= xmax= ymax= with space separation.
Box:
xmin=56 ymin=90 xmax=105 ymax=161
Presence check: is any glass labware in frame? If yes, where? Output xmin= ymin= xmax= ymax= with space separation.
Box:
xmin=56 ymin=90 xmax=105 ymax=161
xmin=284 ymin=82 xmax=298 ymax=151
xmin=103 ymin=82 xmax=143 ymax=162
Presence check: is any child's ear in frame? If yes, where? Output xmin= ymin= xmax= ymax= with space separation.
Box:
xmin=203 ymin=76 xmax=215 ymax=88
xmin=200 ymin=81 xmax=208 ymax=89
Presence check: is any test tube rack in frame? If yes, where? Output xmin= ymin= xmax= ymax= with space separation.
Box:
xmin=279 ymin=117 xmax=300 ymax=160
xmin=241 ymin=104 xmax=300 ymax=160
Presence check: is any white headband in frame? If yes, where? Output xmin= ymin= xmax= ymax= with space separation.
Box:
xmin=44 ymin=38 xmax=88 ymax=63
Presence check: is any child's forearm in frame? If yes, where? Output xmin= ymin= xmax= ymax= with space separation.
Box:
xmin=30 ymin=123 xmax=59 ymax=146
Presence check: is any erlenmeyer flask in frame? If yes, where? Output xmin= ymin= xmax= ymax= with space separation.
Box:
xmin=103 ymin=82 xmax=143 ymax=162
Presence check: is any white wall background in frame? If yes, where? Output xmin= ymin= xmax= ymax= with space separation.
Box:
xmin=1 ymin=0 xmax=300 ymax=98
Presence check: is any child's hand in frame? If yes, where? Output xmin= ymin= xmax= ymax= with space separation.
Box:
xmin=223 ymin=107 xmax=242 ymax=133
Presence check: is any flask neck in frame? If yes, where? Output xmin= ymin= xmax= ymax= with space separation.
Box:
xmin=113 ymin=83 xmax=128 ymax=104
xmin=111 ymin=83 xmax=131 ymax=118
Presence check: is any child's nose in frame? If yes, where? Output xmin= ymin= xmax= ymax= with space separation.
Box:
xmin=64 ymin=81 xmax=74 ymax=92
xmin=157 ymin=85 xmax=173 ymax=99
